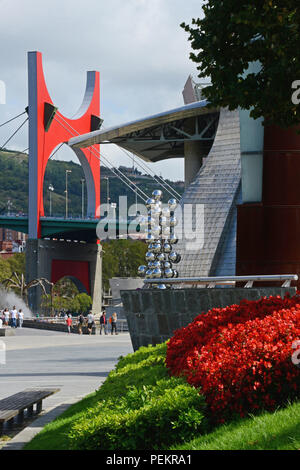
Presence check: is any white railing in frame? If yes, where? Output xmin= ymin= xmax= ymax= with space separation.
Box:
xmin=143 ymin=274 xmax=298 ymax=288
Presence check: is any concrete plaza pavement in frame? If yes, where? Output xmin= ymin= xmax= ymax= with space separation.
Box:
xmin=0 ymin=328 xmax=133 ymax=408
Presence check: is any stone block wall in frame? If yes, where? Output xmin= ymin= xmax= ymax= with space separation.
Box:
xmin=121 ymin=287 xmax=296 ymax=351
xmin=23 ymin=320 xmax=96 ymax=335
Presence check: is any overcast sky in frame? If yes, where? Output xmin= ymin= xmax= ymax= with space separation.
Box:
xmin=0 ymin=0 xmax=204 ymax=181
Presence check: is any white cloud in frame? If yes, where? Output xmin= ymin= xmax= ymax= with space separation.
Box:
xmin=0 ymin=0 xmax=203 ymax=180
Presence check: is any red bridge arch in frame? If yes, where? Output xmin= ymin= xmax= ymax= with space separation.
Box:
xmin=28 ymin=51 xmax=100 ymax=239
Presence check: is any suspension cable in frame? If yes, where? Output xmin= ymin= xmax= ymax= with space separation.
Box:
xmin=59 ymin=113 xmax=181 ymax=200
xmin=0 ymin=111 xmax=27 ymax=129
xmin=97 ymin=121 xmax=182 ymax=199
xmin=49 ymin=142 xmax=65 ymax=160
xmin=53 ymin=115 xmax=149 ymax=202
xmin=119 ymin=147 xmax=181 ymax=199
xmin=0 ymin=118 xmax=28 ymax=152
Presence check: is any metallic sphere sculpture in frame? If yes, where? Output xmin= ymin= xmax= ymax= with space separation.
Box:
xmin=138 ymin=189 xmax=181 ymax=288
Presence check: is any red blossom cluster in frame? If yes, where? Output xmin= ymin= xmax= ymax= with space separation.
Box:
xmin=166 ymin=294 xmax=300 ymax=422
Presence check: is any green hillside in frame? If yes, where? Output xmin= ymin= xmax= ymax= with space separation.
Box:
xmin=0 ymin=149 xmax=184 ymax=217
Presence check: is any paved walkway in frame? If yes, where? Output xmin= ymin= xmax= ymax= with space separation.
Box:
xmin=0 ymin=328 xmax=133 ymax=409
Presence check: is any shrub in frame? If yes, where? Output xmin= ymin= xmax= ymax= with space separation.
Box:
xmin=166 ymin=295 xmax=300 ymax=422
xmin=68 ymin=344 xmax=207 ymax=450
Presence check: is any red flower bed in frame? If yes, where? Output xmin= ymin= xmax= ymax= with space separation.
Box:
xmin=166 ymin=295 xmax=300 ymax=422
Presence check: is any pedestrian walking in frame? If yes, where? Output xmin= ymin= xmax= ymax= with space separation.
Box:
xmin=17 ymin=309 xmax=24 ymax=328
xmin=111 ymin=312 xmax=118 ymax=335
xmin=99 ymin=311 xmax=108 ymax=335
xmin=87 ymin=311 xmax=94 ymax=335
xmin=78 ymin=313 xmax=85 ymax=335
xmin=10 ymin=306 xmax=18 ymax=328
xmin=3 ymin=308 xmax=9 ymax=326
xmin=66 ymin=315 xmax=72 ymax=334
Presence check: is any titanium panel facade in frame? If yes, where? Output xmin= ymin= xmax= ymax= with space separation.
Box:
xmin=176 ymin=108 xmax=241 ymax=277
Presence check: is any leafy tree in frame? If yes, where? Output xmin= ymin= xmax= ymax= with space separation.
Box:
xmin=181 ymin=1 xmax=300 ymax=127
xmin=6 ymin=252 xmax=25 ymax=275
xmin=0 ymin=257 xmax=12 ymax=283
xmin=102 ymin=239 xmax=147 ymax=290
xmin=71 ymin=293 xmax=92 ymax=314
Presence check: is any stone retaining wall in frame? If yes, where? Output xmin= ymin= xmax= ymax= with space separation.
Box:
xmin=121 ymin=287 xmax=296 ymax=351
xmin=23 ymin=320 xmax=96 ymax=335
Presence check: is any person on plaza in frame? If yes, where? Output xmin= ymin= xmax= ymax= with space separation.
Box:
xmin=99 ymin=311 xmax=108 ymax=335
xmin=17 ymin=309 xmax=24 ymax=328
xmin=0 ymin=316 xmax=2 ymax=329
xmin=87 ymin=311 xmax=94 ymax=335
xmin=3 ymin=308 xmax=9 ymax=326
xmin=78 ymin=313 xmax=85 ymax=335
xmin=10 ymin=306 xmax=18 ymax=328
xmin=66 ymin=315 xmax=72 ymax=334
xmin=111 ymin=312 xmax=118 ymax=335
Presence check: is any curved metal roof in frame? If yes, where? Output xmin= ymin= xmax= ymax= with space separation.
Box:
xmin=69 ymin=100 xmax=219 ymax=162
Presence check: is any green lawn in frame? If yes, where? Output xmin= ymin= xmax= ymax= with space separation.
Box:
xmin=24 ymin=342 xmax=300 ymax=451
xmin=172 ymin=400 xmax=300 ymax=451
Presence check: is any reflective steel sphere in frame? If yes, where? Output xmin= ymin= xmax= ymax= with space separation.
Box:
xmin=138 ymin=265 xmax=147 ymax=277
xmin=145 ymin=234 xmax=156 ymax=244
xmin=163 ymin=243 xmax=172 ymax=253
xmin=170 ymin=216 xmax=178 ymax=227
xmin=164 ymin=268 xmax=174 ymax=278
xmin=148 ymin=243 xmax=155 ymax=252
xmin=162 ymin=226 xmax=171 ymax=237
xmin=151 ymin=204 xmax=162 ymax=218
xmin=146 ymin=198 xmax=156 ymax=209
xmin=151 ymin=225 xmax=161 ymax=237
xmin=153 ymin=260 xmax=162 ymax=269
xmin=162 ymin=207 xmax=171 ymax=218
xmin=169 ymin=251 xmax=179 ymax=263
xmin=145 ymin=269 xmax=154 ymax=279
xmin=153 ymin=267 xmax=162 ymax=278
xmin=157 ymin=283 xmax=167 ymax=290
xmin=153 ymin=243 xmax=162 ymax=253
xmin=152 ymin=189 xmax=163 ymax=201
xmin=156 ymin=253 xmax=166 ymax=262
xmin=147 ymin=216 xmax=156 ymax=226
xmin=168 ymin=198 xmax=178 ymax=211
xmin=164 ymin=261 xmax=172 ymax=269
xmin=168 ymin=234 xmax=178 ymax=245
xmin=145 ymin=251 xmax=155 ymax=262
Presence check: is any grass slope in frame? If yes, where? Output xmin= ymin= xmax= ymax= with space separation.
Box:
xmin=172 ymin=401 xmax=300 ymax=450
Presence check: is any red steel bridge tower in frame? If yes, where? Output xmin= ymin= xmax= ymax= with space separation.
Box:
xmin=26 ymin=51 xmax=102 ymax=313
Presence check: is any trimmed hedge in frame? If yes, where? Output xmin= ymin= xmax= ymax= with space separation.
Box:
xmin=68 ymin=344 xmax=207 ymax=450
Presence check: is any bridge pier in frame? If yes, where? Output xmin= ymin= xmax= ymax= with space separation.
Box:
xmin=26 ymin=239 xmax=102 ymax=315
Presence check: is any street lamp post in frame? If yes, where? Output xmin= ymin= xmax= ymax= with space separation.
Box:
xmin=104 ymin=176 xmax=110 ymax=216
xmin=81 ymin=178 xmax=85 ymax=219
xmin=48 ymin=184 xmax=54 ymax=217
xmin=65 ymin=170 xmax=72 ymax=218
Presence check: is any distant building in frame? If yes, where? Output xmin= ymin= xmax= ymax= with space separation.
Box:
xmin=0 ymin=229 xmax=27 ymax=258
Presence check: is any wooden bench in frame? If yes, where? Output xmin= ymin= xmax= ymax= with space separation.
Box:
xmin=0 ymin=388 xmax=60 ymax=434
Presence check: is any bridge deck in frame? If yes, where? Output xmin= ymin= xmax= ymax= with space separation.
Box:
xmin=0 ymin=216 xmax=139 ymax=242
